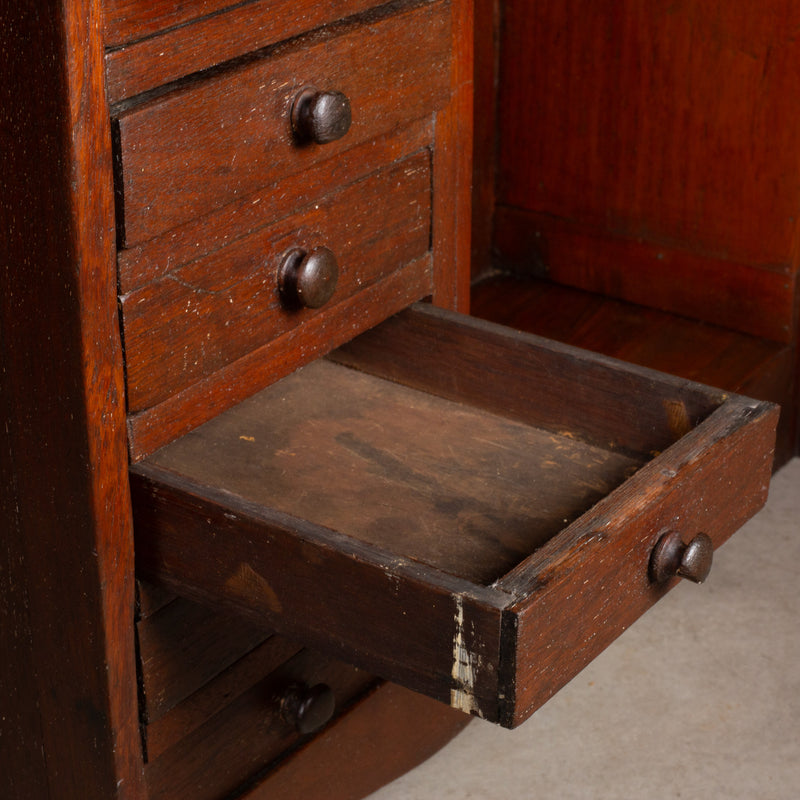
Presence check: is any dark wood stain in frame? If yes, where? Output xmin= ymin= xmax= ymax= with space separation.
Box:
xmin=145 ymin=358 xmax=643 ymax=584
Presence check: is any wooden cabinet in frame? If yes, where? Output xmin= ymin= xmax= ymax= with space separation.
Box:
xmin=1 ymin=2 xmax=787 ymax=799
xmin=473 ymin=0 xmax=799 ymax=463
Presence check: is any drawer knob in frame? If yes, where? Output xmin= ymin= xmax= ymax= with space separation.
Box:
xmin=650 ymin=530 xmax=714 ymax=584
xmin=278 ymin=246 xmax=339 ymax=309
xmin=292 ymin=87 xmax=352 ymax=145
xmin=280 ymin=682 xmax=336 ymax=735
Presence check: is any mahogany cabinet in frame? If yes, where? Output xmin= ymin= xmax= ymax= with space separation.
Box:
xmin=472 ymin=0 xmax=799 ymax=464
xmin=1 ymin=2 xmax=783 ymax=799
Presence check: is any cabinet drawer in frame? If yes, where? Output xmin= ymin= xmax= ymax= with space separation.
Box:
xmin=144 ymin=646 xmax=375 ymax=800
xmin=113 ymin=0 xmax=451 ymax=246
xmin=129 ymin=304 xmax=777 ymax=728
xmin=121 ymin=150 xmax=433 ymax=414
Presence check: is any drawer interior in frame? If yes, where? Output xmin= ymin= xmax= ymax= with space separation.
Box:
xmin=138 ymin=356 xmax=645 ymax=587
xmin=131 ymin=304 xmax=777 ymax=727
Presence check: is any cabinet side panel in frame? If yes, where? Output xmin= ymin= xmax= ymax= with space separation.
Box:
xmin=495 ymin=0 xmax=800 ymax=342
xmin=0 ymin=1 xmax=146 ymax=797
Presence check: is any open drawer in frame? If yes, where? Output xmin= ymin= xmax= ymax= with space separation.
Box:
xmin=130 ymin=304 xmax=778 ymax=728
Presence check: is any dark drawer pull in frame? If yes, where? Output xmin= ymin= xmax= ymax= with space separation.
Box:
xmin=278 ymin=246 xmax=339 ymax=309
xmin=280 ymin=682 xmax=336 ymax=735
xmin=291 ymin=87 xmax=352 ymax=145
xmin=650 ymin=530 xmax=714 ymax=584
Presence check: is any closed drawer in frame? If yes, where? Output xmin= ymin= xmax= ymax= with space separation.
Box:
xmin=113 ymin=0 xmax=451 ymax=246
xmin=143 ymin=644 xmax=375 ymax=800
xmin=129 ymin=304 xmax=778 ymax=728
xmin=103 ymin=0 xmax=384 ymax=101
xmin=121 ymin=150 xmax=433 ymax=414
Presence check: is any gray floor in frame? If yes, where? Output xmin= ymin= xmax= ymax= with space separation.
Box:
xmin=368 ymin=458 xmax=800 ymax=800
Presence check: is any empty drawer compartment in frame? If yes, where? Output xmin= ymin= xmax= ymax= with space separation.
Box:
xmin=130 ymin=304 xmax=778 ymax=728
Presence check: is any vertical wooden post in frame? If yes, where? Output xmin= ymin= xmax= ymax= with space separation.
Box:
xmin=432 ymin=0 xmax=474 ymax=313
xmin=1 ymin=1 xmax=146 ymax=798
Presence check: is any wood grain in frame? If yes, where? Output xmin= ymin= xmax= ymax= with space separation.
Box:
xmin=431 ymin=0 xmax=473 ymax=313
xmin=499 ymin=397 xmax=778 ymax=726
xmin=332 ymin=305 xmax=727 ymax=457
xmin=471 ymin=275 xmax=798 ymax=466
xmin=121 ymin=151 xmax=432 ymax=412
xmin=0 ymin=1 xmax=145 ymax=797
xmin=494 ymin=0 xmax=800 ymax=343
xmin=144 ymin=650 xmax=375 ymax=800
xmin=114 ymin=1 xmax=451 ymax=245
xmin=126 ymin=254 xmax=434 ymax=459
xmin=117 ymin=118 xmax=432 ymax=293
xmin=136 ymin=359 xmax=645 ymax=584
xmin=129 ymin=307 xmax=777 ymax=727
xmin=104 ymin=0 xmax=383 ymax=100
xmin=493 ymin=207 xmax=796 ymax=344
xmin=471 ymin=0 xmax=500 ymax=281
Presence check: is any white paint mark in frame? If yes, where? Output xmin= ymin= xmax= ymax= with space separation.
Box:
xmin=450 ymin=596 xmax=482 ymax=716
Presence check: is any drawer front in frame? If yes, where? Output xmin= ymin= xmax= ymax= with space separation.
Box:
xmin=103 ymin=1 xmax=384 ymax=101
xmin=129 ymin=305 xmax=778 ymax=729
xmin=114 ymin=1 xmax=451 ymax=246
xmin=121 ymin=150 xmax=433 ymax=414
xmin=142 ymin=643 xmax=374 ymax=800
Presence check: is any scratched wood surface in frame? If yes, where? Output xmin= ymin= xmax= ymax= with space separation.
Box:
xmin=140 ymin=358 xmax=643 ymax=584
xmin=121 ymin=151 xmax=432 ymax=413
xmin=129 ymin=306 xmax=778 ymax=728
xmin=113 ymin=1 xmax=451 ymax=246
xmin=1 ymin=1 xmax=146 ymax=797
xmin=103 ymin=0 xmax=383 ymax=100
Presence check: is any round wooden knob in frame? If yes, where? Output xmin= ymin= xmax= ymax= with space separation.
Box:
xmin=650 ymin=530 xmax=714 ymax=584
xmin=278 ymin=246 xmax=339 ymax=309
xmin=291 ymin=87 xmax=352 ymax=144
xmin=280 ymin=682 xmax=336 ymax=735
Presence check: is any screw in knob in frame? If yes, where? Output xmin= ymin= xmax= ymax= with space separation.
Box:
xmin=278 ymin=246 xmax=339 ymax=310
xmin=291 ymin=87 xmax=352 ymax=145
xmin=650 ymin=530 xmax=714 ymax=584
xmin=280 ymin=682 xmax=336 ymax=735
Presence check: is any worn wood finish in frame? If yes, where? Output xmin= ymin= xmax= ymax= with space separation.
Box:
xmin=137 ymin=597 xmax=273 ymax=724
xmin=114 ymin=1 xmax=451 ymax=246
xmin=494 ymin=0 xmax=800 ymax=343
xmin=0 ymin=1 xmax=146 ymax=798
xmin=129 ymin=306 xmax=778 ymax=727
xmin=117 ymin=118 xmax=432 ymax=294
xmin=472 ymin=275 xmax=798 ymax=465
xmin=126 ymin=254 xmax=433 ymax=459
xmin=121 ymin=151 xmax=432 ymax=412
xmin=333 ymin=306 xmax=727 ymax=457
xmin=245 ymin=682 xmax=469 ymax=800
xmin=144 ymin=635 xmax=303 ymax=761
xmin=104 ymin=0 xmax=383 ymax=101
xmin=144 ymin=649 xmax=376 ymax=800
xmin=131 ymin=466 xmax=508 ymax=715
xmin=499 ymin=395 xmax=778 ymax=726
xmin=134 ymin=358 xmax=645 ymax=584
xmin=104 ymin=0 xmax=235 ymax=46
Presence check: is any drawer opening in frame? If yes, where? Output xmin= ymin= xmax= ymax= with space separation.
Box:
xmin=131 ymin=303 xmax=777 ymax=727
xmin=135 ymin=348 xmax=648 ymax=588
